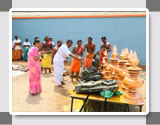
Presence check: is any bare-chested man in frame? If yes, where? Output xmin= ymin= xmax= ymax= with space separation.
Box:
xmin=51 ymin=40 xmax=62 ymax=65
xmin=84 ymin=37 xmax=96 ymax=68
xmin=70 ymin=40 xmax=84 ymax=82
xmin=41 ymin=36 xmax=53 ymax=73
xmin=100 ymin=36 xmax=111 ymax=65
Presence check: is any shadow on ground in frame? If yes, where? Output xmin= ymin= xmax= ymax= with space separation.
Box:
xmin=25 ymin=93 xmax=43 ymax=105
xmin=53 ymin=85 xmax=70 ymax=97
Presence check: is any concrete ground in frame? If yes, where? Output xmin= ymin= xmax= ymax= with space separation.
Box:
xmin=12 ymin=61 xmax=146 ymax=112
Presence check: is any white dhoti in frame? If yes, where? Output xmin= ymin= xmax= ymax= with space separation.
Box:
xmin=54 ymin=63 xmax=64 ymax=85
xmin=53 ymin=44 xmax=71 ymax=85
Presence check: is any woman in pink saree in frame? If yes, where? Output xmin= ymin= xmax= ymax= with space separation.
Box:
xmin=28 ymin=39 xmax=42 ymax=95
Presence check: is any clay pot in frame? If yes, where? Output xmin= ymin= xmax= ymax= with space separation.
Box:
xmin=120 ymin=67 xmax=144 ymax=105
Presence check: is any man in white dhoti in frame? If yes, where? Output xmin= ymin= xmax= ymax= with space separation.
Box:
xmin=53 ymin=40 xmax=81 ymax=88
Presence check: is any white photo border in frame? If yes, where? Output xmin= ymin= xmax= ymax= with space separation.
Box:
xmin=9 ymin=8 xmax=149 ymax=115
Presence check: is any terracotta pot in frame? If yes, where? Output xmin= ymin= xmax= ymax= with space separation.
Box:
xmin=117 ymin=60 xmax=126 ymax=88
xmin=120 ymin=67 xmax=144 ymax=105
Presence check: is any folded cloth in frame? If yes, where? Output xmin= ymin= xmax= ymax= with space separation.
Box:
xmin=70 ymin=57 xmax=81 ymax=72
xmin=77 ymin=46 xmax=83 ymax=55
xmin=99 ymin=90 xmax=114 ymax=98
xmin=99 ymin=90 xmax=123 ymax=98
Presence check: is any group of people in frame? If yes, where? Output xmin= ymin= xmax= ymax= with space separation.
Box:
xmin=12 ymin=36 xmax=55 ymax=62
xmin=13 ymin=35 xmax=111 ymax=94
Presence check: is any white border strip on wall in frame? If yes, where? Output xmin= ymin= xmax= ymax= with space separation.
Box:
xmin=12 ymin=11 xmax=146 ymax=18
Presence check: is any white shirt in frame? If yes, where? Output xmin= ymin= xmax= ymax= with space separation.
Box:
xmin=23 ymin=41 xmax=31 ymax=48
xmin=13 ymin=39 xmax=22 ymax=49
xmin=54 ymin=44 xmax=71 ymax=66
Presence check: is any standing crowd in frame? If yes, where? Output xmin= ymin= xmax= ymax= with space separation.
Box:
xmin=12 ymin=36 xmax=111 ymax=95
